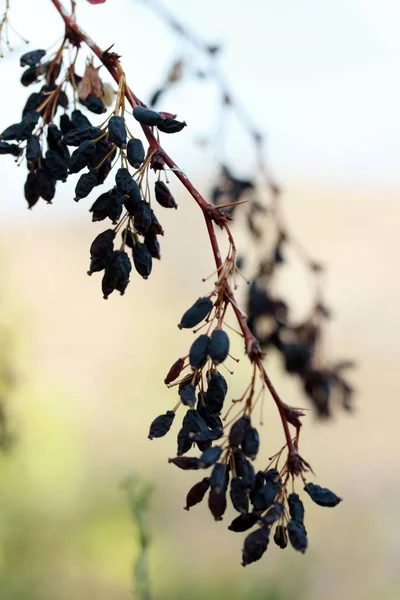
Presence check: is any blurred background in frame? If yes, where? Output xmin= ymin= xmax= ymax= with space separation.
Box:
xmin=0 ymin=0 xmax=399 ymax=599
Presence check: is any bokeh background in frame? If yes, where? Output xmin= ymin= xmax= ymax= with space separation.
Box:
xmin=0 ymin=0 xmax=399 ymax=599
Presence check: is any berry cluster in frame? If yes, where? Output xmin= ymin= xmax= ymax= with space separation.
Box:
xmin=0 ymin=0 xmax=349 ymax=569
xmin=149 ymin=294 xmax=342 ymax=566
xmin=0 ymin=43 xmax=188 ymax=299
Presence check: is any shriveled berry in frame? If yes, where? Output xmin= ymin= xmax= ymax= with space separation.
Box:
xmin=179 ymin=384 xmax=196 ymax=408
xmin=235 ymin=455 xmax=256 ymax=490
xmin=124 ymin=181 xmax=142 ymax=215
xmin=228 ymin=512 xmax=258 ymax=533
xmin=168 ymin=456 xmax=200 ymax=470
xmin=90 ymin=189 xmax=123 ymax=223
xmin=273 ymin=525 xmax=288 ymax=549
xmin=179 ymin=297 xmax=213 ymax=329
xmin=230 ymin=477 xmax=249 ymax=514
xmin=90 ymin=229 xmax=116 ymax=260
xmin=198 ymin=404 xmax=223 ymax=430
xmin=242 ymin=426 xmax=260 ymax=460
xmin=199 ymin=445 xmax=222 ymax=468
xmin=80 ymin=94 xmax=106 ymax=114
xmin=242 ymin=526 xmax=270 ymax=566
xmin=20 ymin=49 xmax=46 ymax=67
xmin=157 ymin=118 xmax=186 ymax=134
xmin=127 ymin=138 xmax=145 ymax=168
xmin=184 ymin=478 xmax=210 ymax=510
xmin=26 ymin=168 xmax=55 ymax=203
xmin=47 ymin=124 xmax=63 ymax=151
xmin=132 ymin=242 xmax=152 ymax=278
xmin=44 ymin=150 xmax=68 ymax=181
xmin=177 ymin=426 xmax=192 ymax=456
xmin=132 ymin=201 xmax=151 ymax=235
xmin=229 ymin=415 xmax=250 ymax=447
xmin=206 ymin=372 xmax=228 ymax=413
xmin=208 ymin=487 xmax=227 ymax=521
xmin=101 ymin=250 xmax=131 ymax=298
xmin=63 ymin=126 xmax=101 ymax=146
xmin=209 ymin=329 xmax=230 ymax=364
xmin=154 ymin=180 xmax=177 ymax=209
xmin=26 ymin=135 xmax=41 ymax=166
xmin=108 ymin=115 xmax=127 ymax=148
xmin=265 ymin=469 xmax=280 ymax=482
xmin=149 ymin=209 xmax=164 ymax=235
xmin=261 ymin=502 xmax=284 ymax=525
xmin=144 ymin=230 xmax=161 ymax=260
xmin=69 ymin=140 xmax=97 ymax=173
xmin=148 ymin=410 xmax=175 ymax=440
xmin=60 ymin=114 xmax=74 ymax=135
xmin=287 ymin=520 xmax=308 ymax=553
xmin=133 ymin=106 xmax=163 ymax=126
xmin=288 ymin=493 xmax=305 ymax=524
xmin=0 ymin=141 xmax=21 ymax=156
xmin=252 ymin=480 xmax=281 ymax=512
xmin=189 ymin=334 xmax=210 ymax=369
xmin=21 ymin=66 xmax=39 ymax=87
xmin=71 ymin=109 xmax=92 ymax=128
xmin=24 ymin=172 xmax=40 ymax=208
xmin=164 ymin=357 xmax=185 ymax=384
xmin=304 ymin=482 xmax=342 ymax=507
xmin=210 ymin=462 xmax=226 ymax=493
xmin=74 ymin=169 xmax=98 ymax=201
xmin=190 ymin=427 xmax=223 ymax=443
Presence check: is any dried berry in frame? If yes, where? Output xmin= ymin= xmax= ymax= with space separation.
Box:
xmin=133 ymin=202 xmax=152 ymax=235
xmin=150 ymin=209 xmax=164 ymax=235
xmin=63 ymin=126 xmax=101 ymax=146
xmin=1 ymin=111 xmax=40 ymax=141
xmin=71 ymin=110 xmax=92 ymax=129
xmin=209 ymin=329 xmax=230 ymax=364
xmin=25 ymin=168 xmax=55 ymax=203
xmin=154 ymin=180 xmax=177 ymax=209
xmin=74 ymin=169 xmax=98 ymax=201
xmin=133 ymin=106 xmax=163 ymax=126
xmin=80 ymin=94 xmax=106 ymax=114
xmin=287 ymin=520 xmax=308 ymax=553
xmin=208 ymin=486 xmax=227 ymax=521
xmin=304 ymin=482 xmax=342 ymax=507
xmin=252 ymin=480 xmax=281 ymax=512
xmin=230 ymin=477 xmax=249 ymax=514
xmin=190 ymin=427 xmax=223 ymax=443
xmin=228 ymin=512 xmax=258 ymax=533
xmin=157 ymin=117 xmax=186 ymax=134
xmin=108 ymin=115 xmax=127 ymax=147
xmin=26 ymin=135 xmax=41 ymax=166
xmin=179 ymin=383 xmax=196 ymax=408
xmin=261 ymin=502 xmax=284 ymax=525
xmin=148 ymin=410 xmax=175 ymax=440
xmin=235 ymin=455 xmax=256 ymax=490
xmin=90 ymin=229 xmax=116 ymax=260
xmin=115 ymin=167 xmax=134 ymax=194
xmin=47 ymin=124 xmax=63 ymax=151
xmin=199 ymin=445 xmax=222 ymax=468
xmin=127 ymin=138 xmax=145 ymax=168
xmin=273 ymin=525 xmax=288 ymax=549
xmin=205 ymin=372 xmax=227 ymax=413
xmin=20 ymin=49 xmax=46 ymax=67
xmin=288 ymin=493 xmax=305 ymax=524
xmin=164 ymin=357 xmax=185 ymax=384
xmin=69 ymin=140 xmax=97 ymax=173
xmin=0 ymin=141 xmax=21 ymax=156
xmin=144 ymin=231 xmax=161 ymax=260
xmin=21 ymin=66 xmax=39 ymax=87
xmin=189 ymin=334 xmax=210 ymax=369
xmin=184 ymin=477 xmax=210 ymax=510
xmin=179 ymin=297 xmax=213 ymax=329
xmin=242 ymin=526 xmax=270 ymax=566
xmin=44 ymin=150 xmax=69 ymax=181
xmin=132 ymin=242 xmax=152 ymax=278
xmin=24 ymin=171 xmax=40 ymax=208
xmin=101 ymin=250 xmax=131 ymax=298
xmin=168 ymin=456 xmax=200 ymax=470
xmin=210 ymin=462 xmax=226 ymax=493
xmin=242 ymin=426 xmax=260 ymax=460
xmin=229 ymin=415 xmax=250 ymax=447
xmin=124 ymin=181 xmax=142 ymax=215
xmin=177 ymin=425 xmax=193 ymax=456
xmin=90 ymin=189 xmax=123 ymax=223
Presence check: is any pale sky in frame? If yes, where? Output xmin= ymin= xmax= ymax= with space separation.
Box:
xmin=1 ymin=0 xmax=399 ymax=218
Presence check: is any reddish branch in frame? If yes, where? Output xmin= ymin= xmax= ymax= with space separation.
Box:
xmin=50 ymin=0 xmax=297 ymax=458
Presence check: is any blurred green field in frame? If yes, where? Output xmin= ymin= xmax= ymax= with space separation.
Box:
xmin=0 ymin=178 xmax=399 ymax=600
